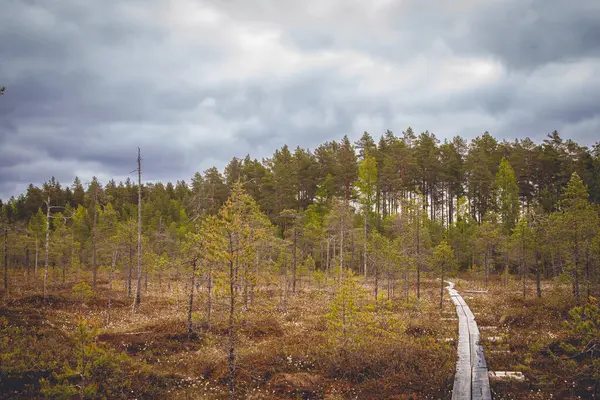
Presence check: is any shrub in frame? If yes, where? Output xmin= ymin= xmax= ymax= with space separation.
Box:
xmin=72 ymin=282 xmax=94 ymax=303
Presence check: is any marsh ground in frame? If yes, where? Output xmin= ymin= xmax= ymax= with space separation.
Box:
xmin=0 ymin=270 xmax=593 ymax=399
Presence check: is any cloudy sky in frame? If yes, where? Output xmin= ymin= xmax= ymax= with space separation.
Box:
xmin=1 ymin=0 xmax=599 ymax=200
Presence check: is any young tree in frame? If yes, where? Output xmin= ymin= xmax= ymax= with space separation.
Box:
xmin=216 ymin=183 xmax=272 ymax=399
xmin=494 ymin=157 xmax=520 ymax=234
xmin=39 ymin=194 xmax=74 ymax=300
xmin=448 ymin=196 xmax=477 ymax=269
xmin=356 ymin=153 xmax=378 ymax=277
xmin=510 ymin=216 xmax=535 ymax=297
xmin=475 ymin=216 xmax=502 ymax=288
xmin=134 ymin=148 xmax=143 ymax=311
xmin=368 ymin=231 xmax=389 ymax=299
xmin=51 ymin=212 xmax=72 ymax=283
xmin=86 ymin=177 xmax=102 ymax=288
xmin=71 ymin=205 xmax=90 ymax=282
xmin=115 ymin=219 xmax=137 ymax=297
xmin=411 ymin=193 xmax=430 ymax=299
xmin=431 ymin=240 xmax=457 ymax=311
xmin=279 ymin=209 xmax=303 ymax=294
xmin=1 ymin=218 xmax=7 ymax=294
xmin=325 ymin=199 xmax=353 ymax=282
xmin=28 ymin=209 xmax=46 ymax=279
xmin=325 ymin=272 xmax=367 ymax=350
xmin=556 ymin=173 xmax=599 ymax=299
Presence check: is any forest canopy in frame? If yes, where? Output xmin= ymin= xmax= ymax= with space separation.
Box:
xmin=2 ymin=128 xmax=600 ymax=399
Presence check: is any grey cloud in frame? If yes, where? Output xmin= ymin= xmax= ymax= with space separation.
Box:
xmin=1 ymin=0 xmax=600 ymax=200
xmin=459 ymin=1 xmax=600 ymax=70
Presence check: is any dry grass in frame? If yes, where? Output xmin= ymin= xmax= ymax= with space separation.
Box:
xmin=1 ymin=269 xmax=458 ymax=399
xmin=6 ymin=268 xmax=589 ymax=399
xmin=453 ymin=272 xmax=593 ymax=400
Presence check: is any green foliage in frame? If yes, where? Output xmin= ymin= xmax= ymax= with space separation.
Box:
xmin=363 ymin=294 xmax=405 ymax=339
xmin=552 ymin=173 xmax=599 ymax=295
xmin=39 ymin=317 xmax=142 ymax=399
xmin=431 ymin=240 xmax=456 ymax=273
xmin=563 ymin=300 xmax=600 ymax=344
xmin=39 ymin=377 xmax=79 ymax=399
xmin=356 ymin=154 xmax=378 ymax=213
xmin=28 ymin=208 xmax=47 ymax=242
xmin=494 ymin=157 xmax=520 ymax=233
xmin=72 ymin=282 xmax=94 ymax=302
xmin=448 ymin=196 xmax=477 ymax=269
xmin=313 ymin=269 xmax=326 ymax=289
xmin=558 ymin=299 xmax=600 ymax=386
xmin=325 ymin=272 xmax=368 ymax=349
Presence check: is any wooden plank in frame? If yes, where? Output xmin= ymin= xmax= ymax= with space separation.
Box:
xmin=445 ymin=281 xmax=492 ymax=400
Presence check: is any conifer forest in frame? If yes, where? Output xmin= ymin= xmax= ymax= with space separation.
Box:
xmin=1 ymin=127 xmax=600 ymax=399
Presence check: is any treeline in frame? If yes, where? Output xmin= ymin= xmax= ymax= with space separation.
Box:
xmin=1 ymin=129 xmax=600 ymax=299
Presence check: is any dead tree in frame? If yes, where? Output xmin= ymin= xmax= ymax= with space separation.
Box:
xmin=133 ymin=148 xmax=143 ymax=311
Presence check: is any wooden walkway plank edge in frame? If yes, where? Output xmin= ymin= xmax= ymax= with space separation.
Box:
xmin=446 ymin=281 xmax=492 ymax=400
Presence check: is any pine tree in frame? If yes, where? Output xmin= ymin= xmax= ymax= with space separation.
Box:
xmin=325 ymin=272 xmax=366 ymax=350
xmin=556 ymin=173 xmax=599 ymax=298
xmin=356 ymin=154 xmax=377 ymax=277
xmin=216 ymin=182 xmax=273 ymax=399
xmin=431 ymin=240 xmax=457 ymax=311
xmin=475 ymin=215 xmax=502 ymax=288
xmin=494 ymin=157 xmax=520 ymax=234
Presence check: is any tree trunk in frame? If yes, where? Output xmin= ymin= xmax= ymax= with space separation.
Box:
xmin=536 ymin=263 xmax=541 ymax=298
xmin=25 ymin=235 xmax=30 ymax=282
xmin=43 ymin=196 xmax=50 ymax=301
xmin=374 ymin=264 xmax=378 ymax=299
xmin=326 ymin=238 xmax=330 ymax=282
xmin=70 ymin=233 xmax=75 ymax=282
xmin=585 ymin=249 xmax=591 ymax=298
xmin=404 ymin=267 xmax=409 ymax=300
xmin=227 ymin=236 xmax=236 ymax=400
xmin=386 ymin=271 xmax=391 ymax=300
xmin=283 ymin=255 xmax=288 ymax=313
xmin=35 ymin=240 xmax=39 ymax=279
xmin=363 ymin=213 xmax=368 ymax=277
xmin=319 ymin=241 xmax=324 ymax=278
xmin=521 ymin=223 xmax=526 ymax=298
xmin=486 ymin=247 xmax=491 ymax=288
xmin=134 ymin=148 xmax=143 ymax=310
xmin=292 ymin=227 xmax=297 ymax=293
xmin=107 ymin=250 xmax=117 ymax=326
xmin=440 ymin=264 xmax=444 ymax=312
xmin=416 ymin=216 xmax=421 ymax=300
xmin=351 ymin=229 xmax=355 ymax=273
xmin=504 ymin=253 xmax=509 ymax=286
xmin=251 ymin=252 xmax=258 ymax=306
xmin=574 ymin=236 xmax=580 ymax=299
xmin=128 ymin=243 xmax=133 ymax=297
xmin=243 ymin=271 xmax=249 ymax=312
xmin=339 ymin=218 xmax=344 ymax=282
xmin=207 ymin=263 xmax=213 ymax=329
xmin=188 ymin=259 xmax=198 ymax=335
xmin=3 ymin=227 xmax=7 ymax=294
xmin=92 ymin=192 xmax=98 ymax=289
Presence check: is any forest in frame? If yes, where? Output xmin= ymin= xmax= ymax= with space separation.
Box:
xmin=1 ymin=128 xmax=600 ymax=399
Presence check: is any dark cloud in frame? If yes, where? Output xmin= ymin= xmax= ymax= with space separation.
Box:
xmin=1 ymin=0 xmax=599 ymax=200
xmin=458 ymin=1 xmax=600 ymax=70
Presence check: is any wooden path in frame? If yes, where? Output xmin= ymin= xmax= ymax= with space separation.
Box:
xmin=446 ymin=281 xmax=492 ymax=400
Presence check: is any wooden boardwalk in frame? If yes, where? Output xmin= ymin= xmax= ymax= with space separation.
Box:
xmin=446 ymin=281 xmax=492 ymax=400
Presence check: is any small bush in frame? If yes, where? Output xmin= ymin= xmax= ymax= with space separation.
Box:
xmin=72 ymin=282 xmax=94 ymax=303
